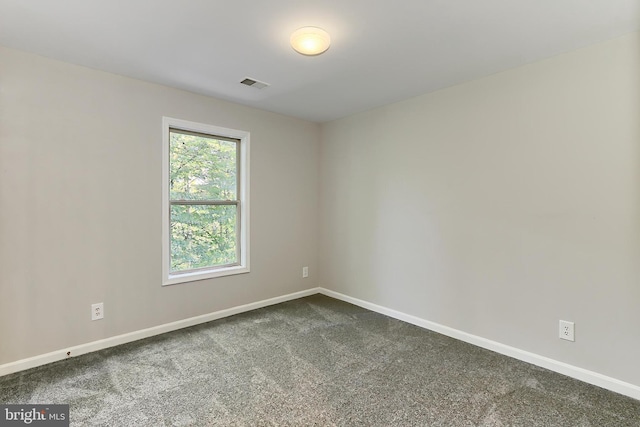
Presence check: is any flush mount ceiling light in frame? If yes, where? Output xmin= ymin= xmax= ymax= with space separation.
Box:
xmin=290 ymin=27 xmax=331 ymax=56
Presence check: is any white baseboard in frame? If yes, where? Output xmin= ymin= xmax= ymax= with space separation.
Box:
xmin=318 ymin=287 xmax=640 ymax=401
xmin=4 ymin=286 xmax=639 ymax=402
xmin=0 ymin=287 xmax=321 ymax=377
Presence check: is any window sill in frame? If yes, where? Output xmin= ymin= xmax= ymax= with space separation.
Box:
xmin=162 ymin=265 xmax=250 ymax=286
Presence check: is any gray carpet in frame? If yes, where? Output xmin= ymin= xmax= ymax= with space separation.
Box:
xmin=1 ymin=294 xmax=639 ymax=426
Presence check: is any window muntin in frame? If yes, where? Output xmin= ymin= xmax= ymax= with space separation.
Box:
xmin=162 ymin=118 xmax=249 ymax=285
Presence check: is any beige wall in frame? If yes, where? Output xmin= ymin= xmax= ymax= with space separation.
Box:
xmin=320 ymin=33 xmax=640 ymax=385
xmin=0 ymin=46 xmax=320 ymax=364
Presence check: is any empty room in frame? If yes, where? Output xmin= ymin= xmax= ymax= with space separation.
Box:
xmin=1 ymin=1 xmax=639 ymax=425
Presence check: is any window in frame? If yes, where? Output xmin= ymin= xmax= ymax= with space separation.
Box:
xmin=162 ymin=117 xmax=249 ymax=285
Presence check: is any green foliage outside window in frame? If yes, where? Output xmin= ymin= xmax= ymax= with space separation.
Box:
xmin=169 ymin=131 xmax=238 ymax=272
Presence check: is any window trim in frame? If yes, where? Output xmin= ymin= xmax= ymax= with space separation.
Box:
xmin=162 ymin=117 xmax=250 ymax=286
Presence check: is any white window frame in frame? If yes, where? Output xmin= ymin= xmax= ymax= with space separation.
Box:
xmin=162 ymin=117 xmax=250 ymax=286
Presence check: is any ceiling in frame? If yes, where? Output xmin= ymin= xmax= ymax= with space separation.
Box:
xmin=0 ymin=1 xmax=638 ymax=123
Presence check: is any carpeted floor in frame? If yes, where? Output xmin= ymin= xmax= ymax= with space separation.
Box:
xmin=1 ymin=294 xmax=639 ymax=426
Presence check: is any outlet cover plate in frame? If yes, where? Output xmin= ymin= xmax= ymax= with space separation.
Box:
xmin=559 ymin=320 xmax=574 ymax=341
xmin=92 ymin=303 xmax=104 ymax=321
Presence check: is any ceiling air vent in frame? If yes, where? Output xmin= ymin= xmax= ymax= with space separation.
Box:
xmin=240 ymin=77 xmax=269 ymax=89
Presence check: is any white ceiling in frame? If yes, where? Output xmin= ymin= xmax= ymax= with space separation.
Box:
xmin=0 ymin=1 xmax=638 ymax=123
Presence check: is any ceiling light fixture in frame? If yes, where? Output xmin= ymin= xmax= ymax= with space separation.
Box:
xmin=290 ymin=27 xmax=331 ymax=56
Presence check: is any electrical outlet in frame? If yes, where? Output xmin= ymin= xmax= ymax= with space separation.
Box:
xmin=559 ymin=320 xmax=574 ymax=341
xmin=302 ymin=266 xmax=309 ymax=278
xmin=92 ymin=303 xmax=104 ymax=321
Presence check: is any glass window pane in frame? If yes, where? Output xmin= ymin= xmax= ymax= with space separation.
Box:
xmin=170 ymin=204 xmax=238 ymax=272
xmin=170 ymin=130 xmax=237 ymax=201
